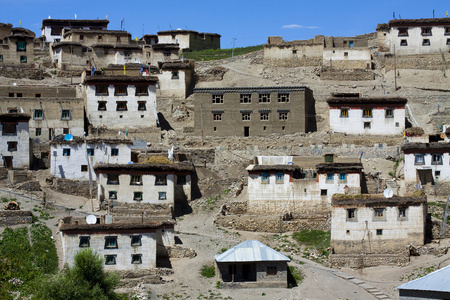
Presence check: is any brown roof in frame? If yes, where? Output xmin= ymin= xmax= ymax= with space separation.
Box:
xmin=326 ymin=97 xmax=407 ymax=105
xmin=161 ymin=61 xmax=193 ymax=70
xmin=388 ymin=18 xmax=450 ymax=28
xmin=157 ymin=30 xmax=220 ymax=37
xmin=316 ymin=163 xmax=363 ymax=173
xmin=52 ymin=41 xmax=83 ymax=48
xmin=84 ymin=75 xmax=158 ymax=84
xmin=0 ymin=113 xmax=31 ymax=122
xmin=247 ymin=164 xmax=302 ymax=172
xmin=90 ymin=44 xmax=141 ymax=50
xmin=401 ymin=142 xmax=450 ymax=152
xmin=376 ymin=23 xmax=389 ymax=31
xmin=60 ymin=220 xmax=175 ymax=232
xmin=332 ymin=194 xmax=426 ymax=207
xmin=42 ymin=19 xmax=109 ymax=28
xmin=50 ymin=136 xmax=133 ymax=145
xmin=151 ymin=43 xmax=180 ymax=50
xmin=94 ymin=162 xmax=194 ymax=173
xmin=64 ymin=29 xmax=130 ymax=37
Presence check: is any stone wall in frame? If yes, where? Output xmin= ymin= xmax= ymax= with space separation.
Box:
xmin=49 ymin=178 xmax=97 ymax=198
xmin=110 ymin=202 xmax=173 ymax=220
xmin=320 ymin=69 xmax=375 ymax=81
xmin=0 ymin=65 xmax=49 ymax=80
xmin=264 ymin=57 xmax=323 ymax=67
xmin=215 ymin=215 xmax=330 ymax=233
xmin=328 ymin=253 xmax=409 ymax=269
xmin=166 ymin=245 xmax=197 ymax=258
xmin=0 ymin=210 xmax=33 ymax=226
xmin=377 ymin=54 xmax=450 ymax=72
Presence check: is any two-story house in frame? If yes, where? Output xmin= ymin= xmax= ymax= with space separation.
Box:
xmin=0 ymin=113 xmax=31 ymax=169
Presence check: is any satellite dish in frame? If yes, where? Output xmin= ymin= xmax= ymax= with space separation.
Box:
xmin=64 ymin=134 xmax=73 ymax=141
xmin=86 ymin=215 xmax=97 ymax=224
xmin=383 ymin=188 xmax=394 ymax=198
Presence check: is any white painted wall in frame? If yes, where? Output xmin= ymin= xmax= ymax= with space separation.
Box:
xmin=158 ymin=34 xmax=190 ymax=50
xmin=0 ymin=121 xmax=30 ymax=169
xmin=404 ymin=152 xmax=450 ymax=183
xmin=85 ymin=84 xmax=157 ymax=130
xmin=50 ymin=142 xmax=132 ymax=180
xmin=156 ymin=70 xmax=187 ymax=99
xmin=387 ymin=26 xmax=450 ymax=55
xmin=329 ymin=107 xmax=405 ymax=135
xmin=318 ymin=172 xmax=361 ymax=203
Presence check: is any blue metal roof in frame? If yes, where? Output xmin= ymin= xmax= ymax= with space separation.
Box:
xmin=215 ymin=240 xmax=290 ymax=263
xmin=397 ymin=264 xmax=450 ymax=293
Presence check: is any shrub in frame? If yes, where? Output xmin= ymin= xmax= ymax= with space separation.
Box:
xmin=292 ymin=230 xmax=330 ymax=248
xmin=200 ymin=265 xmax=215 ymax=278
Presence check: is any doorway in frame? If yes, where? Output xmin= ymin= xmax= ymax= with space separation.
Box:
xmin=3 ymin=156 xmax=12 ymax=169
xmin=244 ymin=127 xmax=249 ymax=137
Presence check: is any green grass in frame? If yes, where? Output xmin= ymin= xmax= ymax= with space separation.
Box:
xmin=293 ymin=230 xmax=330 ymax=248
xmin=182 ymin=45 xmax=263 ymax=61
xmin=288 ymin=266 xmax=305 ymax=288
xmin=200 ymin=265 xmax=216 ymax=278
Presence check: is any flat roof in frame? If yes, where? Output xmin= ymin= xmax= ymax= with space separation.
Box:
xmin=326 ymin=97 xmax=407 ymax=105
xmin=42 ymin=19 xmax=109 ymax=28
xmin=401 ymin=142 xmax=450 ymax=152
xmin=84 ymin=75 xmax=158 ymax=84
xmin=316 ymin=163 xmax=363 ymax=173
xmin=388 ymin=17 xmax=450 ymax=28
xmin=94 ymin=162 xmax=194 ymax=173
xmin=60 ymin=220 xmax=175 ymax=232
xmin=0 ymin=113 xmax=31 ymax=121
xmin=331 ymin=194 xmax=426 ymax=207
xmin=194 ymin=86 xmax=309 ymax=93
xmin=246 ymin=164 xmax=301 ymax=172
xmin=50 ymin=137 xmax=133 ymax=145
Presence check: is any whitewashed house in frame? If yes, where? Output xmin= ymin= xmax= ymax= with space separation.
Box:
xmin=50 ymin=137 xmax=132 ymax=180
xmin=402 ymin=142 xmax=450 ymax=185
xmin=60 ymin=217 xmax=175 ymax=271
xmin=377 ymin=18 xmax=450 ymax=55
xmin=330 ymin=194 xmax=427 ymax=254
xmin=83 ymin=75 xmax=159 ymax=131
xmin=316 ymin=163 xmax=363 ymax=200
xmin=156 ymin=61 xmax=194 ymax=99
xmin=41 ymin=19 xmax=109 ymax=43
xmin=0 ymin=113 xmax=31 ymax=169
xmin=327 ymin=96 xmax=407 ymax=135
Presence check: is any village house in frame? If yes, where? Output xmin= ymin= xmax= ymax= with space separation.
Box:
xmin=94 ymin=162 xmax=193 ymax=217
xmin=142 ymin=43 xmax=180 ymax=66
xmin=157 ymin=29 xmax=220 ymax=52
xmin=41 ymin=19 xmax=109 ymax=43
xmin=194 ymin=86 xmax=315 ymax=137
xmin=246 ymin=156 xmax=363 ymax=216
xmin=83 ymin=75 xmax=159 ymax=132
xmin=157 ymin=60 xmax=194 ymax=99
xmin=377 ymin=18 xmax=450 ymax=55
xmin=215 ymin=240 xmax=290 ymax=288
xmin=0 ymin=85 xmax=84 ymax=142
xmin=0 ymin=23 xmax=35 ymax=65
xmin=330 ymin=194 xmax=426 ymax=257
xmin=0 ymin=113 xmax=32 ymax=169
xmin=402 ymin=142 xmax=450 ymax=185
xmin=327 ymin=96 xmax=407 ymax=135
xmin=50 ymin=137 xmax=133 ymax=180
xmin=59 ymin=216 xmax=175 ymax=271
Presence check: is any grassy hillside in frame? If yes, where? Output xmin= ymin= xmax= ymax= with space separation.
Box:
xmin=182 ymin=45 xmax=263 ymax=61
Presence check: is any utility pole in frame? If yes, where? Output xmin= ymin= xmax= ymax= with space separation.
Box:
xmin=437 ymin=104 xmax=441 ymax=132
xmin=394 ymin=44 xmax=397 ymax=91
xmin=231 ymin=37 xmax=237 ymax=61
xmin=201 ymin=103 xmax=204 ymax=145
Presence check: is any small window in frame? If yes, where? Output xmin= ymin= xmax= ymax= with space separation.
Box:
xmin=104 ymin=236 xmax=118 ymax=249
xmin=292 ymin=49 xmax=297 ymax=54
xmin=344 ymin=52 xmax=348 ymax=57
xmin=432 ymin=154 xmax=443 ymax=165
xmin=116 ymin=101 xmax=127 ymax=111
xmin=155 ymin=175 xmax=167 ymax=185
xmin=79 ymin=236 xmax=90 ymax=247
xmin=98 ymin=101 xmax=107 ymax=111
xmin=111 ymin=148 xmax=119 ymax=156
xmin=8 ymin=93 xmax=13 ymax=97
xmin=240 ymin=94 xmax=252 ymax=103
xmin=35 ymin=128 xmax=41 ymax=136
xmin=321 ymin=189 xmax=327 ymax=196
xmin=20 ymin=56 xmax=27 ymax=63
xmin=109 ymin=191 xmax=117 ymax=199
xmin=212 ymin=94 xmax=223 ymax=104
xmin=385 ymin=108 xmax=394 ymax=118
xmin=2 ymin=123 xmax=17 ymax=135
xmin=138 ymin=101 xmax=146 ymax=111
xmin=107 ymin=174 xmax=119 ymax=185
xmin=399 ymin=208 xmax=407 ymax=219
xmin=87 ymin=148 xmax=95 ymax=156
xmin=340 ymin=108 xmax=349 ymax=118
xmin=260 ymin=112 xmax=269 ymax=121
xmin=105 ymin=255 xmax=116 ymax=265
xmin=171 ymin=71 xmax=179 ymax=79
xmin=363 ymin=109 xmax=372 ymax=118
xmin=98 ymin=35 xmax=103 ymax=41
xmin=398 ymin=28 xmax=408 ymax=36
xmin=177 ymin=175 xmax=186 ymax=185
xmin=267 ymin=266 xmax=277 ymax=276
xmin=326 ymin=173 xmax=334 ymax=181
xmin=276 ymin=173 xmax=283 ymax=184
xmin=17 ymin=41 xmax=26 ymax=52
xmin=374 ymin=208 xmax=385 ymax=219
xmin=446 ymin=27 xmax=450 ymax=35
xmin=364 ymin=122 xmax=371 ymax=129
xmin=376 ymin=229 xmax=383 ymax=236
xmin=130 ymin=175 xmax=142 ymax=185
xmin=435 ymin=170 xmax=441 ymax=178
xmin=61 ymin=109 xmax=71 ymax=121
xmin=421 ymin=27 xmax=432 ymax=36
xmin=242 ymin=113 xmax=251 ymax=121
xmin=400 ymin=39 xmax=408 ymax=46
xmin=0 ymin=54 xmax=3 ymax=62
xmin=79 ymin=35 xmax=84 ymax=41
xmin=33 ymin=109 xmax=44 ymax=120
xmin=96 ymin=86 xmax=108 ymax=96
xmin=158 ymin=192 xmax=167 ymax=200
xmin=7 ymin=142 xmax=17 ymax=152
xmin=339 ymin=173 xmax=347 ymax=182
xmin=278 ymin=93 xmax=289 ymax=103
xmin=261 ymin=173 xmax=269 ymax=184
xmin=81 ymin=165 xmax=88 ymax=172
xmin=422 ymin=39 xmax=430 ymax=46
xmin=324 ymin=154 xmax=334 ymax=163
xmin=415 ymin=154 xmax=424 ymax=165
xmin=135 ymin=86 xmax=148 ymax=96
xmin=279 ymin=112 xmax=288 ymax=120
xmin=131 ymin=254 xmax=142 ymax=264
xmin=62 ymin=148 xmax=71 ymax=156
xmin=133 ymin=192 xmax=143 ymax=201
xmin=347 ymin=208 xmax=356 ymax=221
xmin=63 ymin=128 xmax=69 ymax=135
xmin=8 ymin=108 xmax=18 ymax=112
xmin=116 ymin=36 xmax=121 ymax=42
xmin=213 ymin=113 xmax=222 ymax=121
xmin=115 ymin=86 xmax=127 ymax=96
xmin=131 ymin=235 xmax=142 ymax=246
xmin=447 ymin=39 xmax=450 ymax=46
xmin=259 ymin=93 xmax=270 ymax=103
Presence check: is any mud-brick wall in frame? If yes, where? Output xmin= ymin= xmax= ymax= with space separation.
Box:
xmin=0 ymin=210 xmax=33 ymax=226
xmin=110 ymin=202 xmax=173 ymax=220
xmin=328 ymin=253 xmax=409 ymax=269
xmin=320 ymin=69 xmax=375 ymax=81
xmin=51 ymin=178 xmax=98 ymax=198
xmin=378 ymin=54 xmax=450 ymax=72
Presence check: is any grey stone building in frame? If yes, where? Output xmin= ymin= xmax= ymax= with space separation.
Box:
xmin=0 ymin=23 xmax=35 ymax=65
xmin=194 ymin=86 xmax=315 ymax=137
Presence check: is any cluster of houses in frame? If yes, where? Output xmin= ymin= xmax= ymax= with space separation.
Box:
xmin=0 ymin=16 xmax=449 ymax=293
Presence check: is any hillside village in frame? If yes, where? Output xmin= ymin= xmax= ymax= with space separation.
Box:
xmin=0 ymin=16 xmax=450 ymax=300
